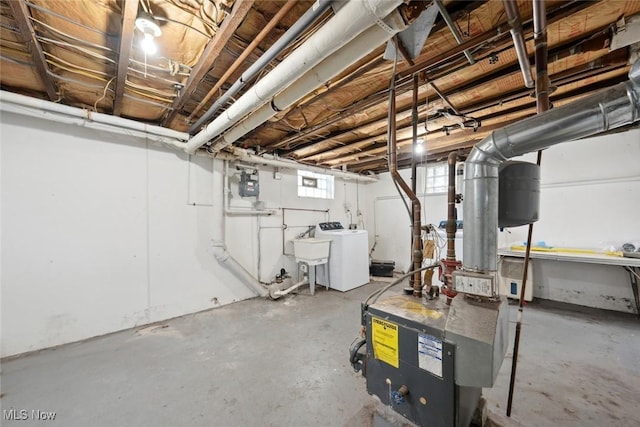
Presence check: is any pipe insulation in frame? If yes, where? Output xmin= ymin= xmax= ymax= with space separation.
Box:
xmin=190 ymin=0 xmax=334 ymax=133
xmin=463 ymin=60 xmax=640 ymax=273
xmin=186 ymin=0 xmax=405 ymax=154
xmin=208 ymin=10 xmax=407 ymax=153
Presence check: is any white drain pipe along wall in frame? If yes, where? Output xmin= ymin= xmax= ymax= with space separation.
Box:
xmin=0 ymin=111 xmax=368 ymax=357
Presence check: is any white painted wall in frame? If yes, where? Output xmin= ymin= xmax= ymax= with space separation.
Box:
xmin=0 ymin=111 xmax=367 ymax=357
xmin=367 ymin=128 xmax=640 ymax=313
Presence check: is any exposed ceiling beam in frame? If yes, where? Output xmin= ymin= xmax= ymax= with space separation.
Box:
xmin=251 ymin=0 xmax=595 ymax=152
xmin=162 ymin=0 xmax=256 ymax=126
xmin=113 ymin=0 xmax=139 ymax=116
xmin=8 ymin=0 xmax=57 ymax=100
xmin=326 ymin=74 xmax=629 ymax=168
xmin=283 ymin=32 xmax=621 ymax=160
xmin=186 ymin=0 xmax=298 ymax=121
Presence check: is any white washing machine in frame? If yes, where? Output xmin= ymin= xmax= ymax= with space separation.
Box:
xmin=315 ymin=222 xmax=369 ymax=292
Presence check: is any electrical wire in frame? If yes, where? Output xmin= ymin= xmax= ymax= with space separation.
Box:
xmin=94 ymin=76 xmax=116 ymax=112
xmin=43 ymin=52 xmax=110 ymax=78
xmin=29 ymin=16 xmax=114 ymax=52
xmin=37 ymin=37 xmax=116 ymax=63
xmin=24 ymin=1 xmax=118 ymax=37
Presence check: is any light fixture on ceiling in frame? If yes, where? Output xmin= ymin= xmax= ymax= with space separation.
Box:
xmin=415 ymin=138 xmax=424 ymax=154
xmin=135 ymin=10 xmax=161 ymax=55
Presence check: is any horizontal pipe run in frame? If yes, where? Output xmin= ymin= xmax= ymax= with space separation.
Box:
xmin=0 ymin=91 xmax=188 ymax=149
xmin=228 ymin=147 xmax=378 ymax=182
xmin=186 ymin=0 xmax=404 ymax=154
xmin=208 ymin=10 xmax=407 ymax=154
xmin=189 ymin=0 xmax=333 ymax=131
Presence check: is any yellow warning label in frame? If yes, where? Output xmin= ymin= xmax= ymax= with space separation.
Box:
xmin=371 ymin=317 xmax=399 ymax=368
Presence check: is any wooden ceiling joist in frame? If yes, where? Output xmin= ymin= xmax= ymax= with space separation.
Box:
xmin=113 ymin=0 xmax=139 ymax=116
xmin=8 ymin=0 xmax=57 ymax=100
xmin=162 ymin=0 xmax=256 ymax=127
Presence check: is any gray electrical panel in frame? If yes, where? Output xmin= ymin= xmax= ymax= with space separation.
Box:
xmin=239 ymin=170 xmax=259 ymax=197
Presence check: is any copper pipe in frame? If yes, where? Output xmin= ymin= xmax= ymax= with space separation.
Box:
xmin=507 ymin=0 xmax=549 ymax=417
xmin=388 ymin=69 xmax=422 ymax=297
xmin=188 ymin=1 xmax=298 ymax=121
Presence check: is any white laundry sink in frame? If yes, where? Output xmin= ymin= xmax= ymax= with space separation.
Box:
xmin=292 ymin=238 xmax=331 ymax=265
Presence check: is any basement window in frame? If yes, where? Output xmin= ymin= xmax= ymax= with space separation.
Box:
xmin=297 ymin=170 xmax=334 ymax=199
xmin=426 ymin=162 xmax=448 ymax=194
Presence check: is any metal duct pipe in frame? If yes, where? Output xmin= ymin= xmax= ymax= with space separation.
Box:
xmin=503 ymin=0 xmax=535 ymax=89
xmin=189 ymin=0 xmax=333 ymax=132
xmin=388 ymin=70 xmax=422 ymax=297
xmin=186 ymin=0 xmax=405 ymax=154
xmin=463 ymin=60 xmax=640 ymax=273
xmin=207 ymin=9 xmax=408 ymax=153
xmin=227 ymin=147 xmax=378 ymax=182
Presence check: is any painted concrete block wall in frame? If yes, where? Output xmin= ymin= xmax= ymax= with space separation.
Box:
xmin=1 ymin=111 xmax=368 ymax=357
xmin=366 ymin=129 xmax=640 ymax=313
xmin=223 ymin=164 xmax=367 ymax=283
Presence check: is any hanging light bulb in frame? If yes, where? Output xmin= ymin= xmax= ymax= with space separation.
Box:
xmin=135 ymin=9 xmax=161 ymax=55
xmin=415 ymin=138 xmax=424 ymax=154
xmin=141 ymin=32 xmax=157 ymax=55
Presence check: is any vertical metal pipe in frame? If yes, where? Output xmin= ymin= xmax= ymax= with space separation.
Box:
xmin=411 ymin=74 xmax=419 ymax=196
xmin=507 ymin=0 xmax=550 ymax=417
xmin=446 ymin=152 xmax=458 ymax=260
xmin=503 ymin=0 xmax=535 ymax=88
xmin=388 ymin=71 xmax=422 ymax=297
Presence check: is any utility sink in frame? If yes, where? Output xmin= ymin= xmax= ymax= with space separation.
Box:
xmin=292 ymin=238 xmax=331 ymax=265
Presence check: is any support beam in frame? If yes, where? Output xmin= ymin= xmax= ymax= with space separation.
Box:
xmin=8 ymin=0 xmax=57 ymax=100
xmin=288 ymin=34 xmax=623 ymax=161
xmin=323 ymin=73 xmax=629 ymax=169
xmin=162 ymin=0 xmax=255 ymax=126
xmin=113 ymin=0 xmax=139 ymax=116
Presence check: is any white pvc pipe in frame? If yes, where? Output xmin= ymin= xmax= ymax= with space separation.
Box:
xmin=186 ymin=0 xmax=404 ymax=153
xmin=212 ymin=10 xmax=406 ymax=154
xmin=272 ymin=279 xmax=309 ymax=297
xmin=1 ymin=90 xmax=376 ymax=183
xmin=228 ymin=147 xmax=378 ymax=182
xmin=0 ymin=91 xmax=188 ymax=147
xmin=212 ymin=160 xmax=269 ymax=297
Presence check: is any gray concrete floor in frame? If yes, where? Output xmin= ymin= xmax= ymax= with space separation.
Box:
xmin=1 ymin=281 xmax=639 ymax=427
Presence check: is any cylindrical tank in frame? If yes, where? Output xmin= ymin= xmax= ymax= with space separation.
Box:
xmin=498 ymin=161 xmax=540 ymax=227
